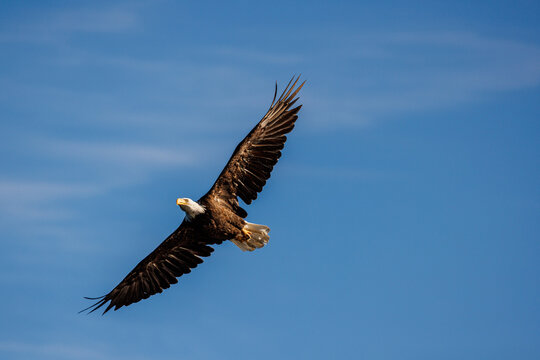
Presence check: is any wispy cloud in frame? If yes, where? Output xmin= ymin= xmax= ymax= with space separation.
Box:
xmin=0 ymin=341 xmax=101 ymax=360
xmin=0 ymin=3 xmax=141 ymax=44
xmin=0 ymin=180 xmax=100 ymax=222
xmin=0 ymin=340 xmax=147 ymax=360
xmin=0 ymin=137 xmax=207 ymax=226
xmin=210 ymin=46 xmax=304 ymax=65
xmin=2 ymin=1 xmax=539 ymax=132
xmin=306 ymin=31 xmax=540 ymax=127
xmin=47 ymin=7 xmax=139 ymax=34
xmin=41 ymin=139 xmax=197 ymax=167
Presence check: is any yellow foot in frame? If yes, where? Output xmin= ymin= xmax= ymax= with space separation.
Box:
xmin=241 ymin=228 xmax=251 ymax=240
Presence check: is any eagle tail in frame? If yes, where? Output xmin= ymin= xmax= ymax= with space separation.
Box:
xmin=231 ymin=222 xmax=270 ymax=251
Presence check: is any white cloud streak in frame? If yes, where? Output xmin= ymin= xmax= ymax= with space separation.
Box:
xmin=0 ymin=340 xmax=147 ymax=360
xmin=41 ymin=139 xmax=197 ymax=167
xmin=308 ymin=31 xmax=540 ymax=127
xmin=0 ymin=137 xmax=207 ymax=225
xmin=0 ymin=3 xmax=141 ymax=44
xmin=0 ymin=180 xmax=100 ymax=222
xmin=210 ymin=46 xmax=304 ymax=65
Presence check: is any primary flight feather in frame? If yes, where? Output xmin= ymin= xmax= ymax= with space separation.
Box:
xmin=82 ymin=76 xmax=305 ymax=314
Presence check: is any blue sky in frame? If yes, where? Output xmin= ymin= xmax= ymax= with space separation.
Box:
xmin=1 ymin=1 xmax=539 ymax=359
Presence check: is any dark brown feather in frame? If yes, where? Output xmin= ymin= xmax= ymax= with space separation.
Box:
xmin=202 ymin=75 xmax=304 ymax=211
xmin=81 ymin=221 xmax=215 ymax=314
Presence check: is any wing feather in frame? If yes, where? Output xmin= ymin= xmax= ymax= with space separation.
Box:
xmin=202 ymin=76 xmax=304 ymax=212
xmin=81 ymin=221 xmax=215 ymax=314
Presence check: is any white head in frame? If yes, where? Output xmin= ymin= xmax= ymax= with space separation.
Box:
xmin=176 ymin=197 xmax=205 ymax=220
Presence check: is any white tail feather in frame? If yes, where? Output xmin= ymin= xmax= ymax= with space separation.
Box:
xmin=231 ymin=222 xmax=270 ymax=252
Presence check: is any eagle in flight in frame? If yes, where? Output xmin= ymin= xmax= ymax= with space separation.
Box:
xmin=82 ymin=76 xmax=304 ymax=314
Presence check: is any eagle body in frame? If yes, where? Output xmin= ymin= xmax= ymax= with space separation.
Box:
xmin=83 ymin=77 xmax=304 ymax=314
xmin=184 ymin=196 xmax=246 ymax=243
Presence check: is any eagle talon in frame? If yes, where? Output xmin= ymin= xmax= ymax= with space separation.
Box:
xmin=241 ymin=228 xmax=251 ymax=241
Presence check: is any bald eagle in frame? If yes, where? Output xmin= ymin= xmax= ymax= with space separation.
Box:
xmin=82 ymin=76 xmax=304 ymax=314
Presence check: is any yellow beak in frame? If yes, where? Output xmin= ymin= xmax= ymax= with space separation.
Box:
xmin=176 ymin=198 xmax=188 ymax=206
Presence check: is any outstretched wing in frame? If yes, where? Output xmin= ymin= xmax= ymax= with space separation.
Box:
xmin=202 ymin=76 xmax=304 ymax=214
xmin=81 ymin=221 xmax=215 ymax=314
